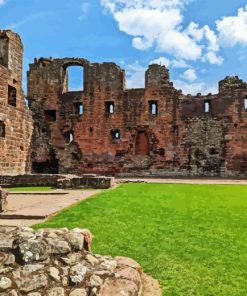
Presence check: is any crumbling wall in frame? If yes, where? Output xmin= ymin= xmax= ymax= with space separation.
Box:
xmin=0 ymin=30 xmax=33 ymax=174
xmin=0 ymin=187 xmax=7 ymax=212
xmin=0 ymin=174 xmax=114 ymax=189
xmin=27 ymin=53 xmax=247 ymax=177
xmin=0 ymin=227 xmax=155 ymax=295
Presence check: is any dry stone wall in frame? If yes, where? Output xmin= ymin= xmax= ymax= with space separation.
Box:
xmin=0 ymin=174 xmax=113 ymax=189
xmin=0 ymin=227 xmax=155 ymax=296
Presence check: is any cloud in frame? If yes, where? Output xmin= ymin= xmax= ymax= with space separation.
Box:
xmin=78 ymin=2 xmax=90 ymax=20
xmin=174 ymin=79 xmax=218 ymax=95
xmin=181 ymin=68 xmax=197 ymax=82
xmin=149 ymin=56 xmax=189 ymax=68
xmin=0 ymin=0 xmax=6 ymax=6
xmin=126 ymin=59 xmax=218 ymax=95
xmin=126 ymin=61 xmax=146 ymax=89
xmin=217 ymin=5 xmax=247 ymax=47
xmin=149 ymin=57 xmax=171 ymax=67
xmin=101 ymin=0 xmax=222 ymax=64
xmin=203 ymin=51 xmax=224 ymax=65
xmin=171 ymin=59 xmax=189 ymax=68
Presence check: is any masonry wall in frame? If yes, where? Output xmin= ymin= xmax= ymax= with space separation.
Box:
xmin=0 ymin=30 xmax=33 ymax=174
xmin=27 ymin=59 xmax=247 ymax=177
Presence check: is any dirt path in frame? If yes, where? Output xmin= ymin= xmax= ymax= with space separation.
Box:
xmin=118 ymin=178 xmax=247 ymax=185
xmin=0 ymin=189 xmax=100 ymax=226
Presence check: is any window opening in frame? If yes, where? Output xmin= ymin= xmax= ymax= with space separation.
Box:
xmin=244 ymin=97 xmax=247 ymax=109
xmin=111 ymin=129 xmax=120 ymax=139
xmin=149 ymin=101 xmax=158 ymax=115
xmin=105 ymin=101 xmax=114 ymax=114
xmin=8 ymin=85 xmax=17 ymax=107
xmin=67 ymin=66 xmax=84 ymax=91
xmin=204 ymin=100 xmax=211 ymax=113
xmin=0 ymin=121 xmax=5 ymax=137
xmin=74 ymin=103 xmax=84 ymax=115
xmin=44 ymin=110 xmax=56 ymax=122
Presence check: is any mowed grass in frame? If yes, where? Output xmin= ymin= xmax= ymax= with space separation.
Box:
xmin=8 ymin=186 xmax=53 ymax=192
xmin=33 ymin=184 xmax=247 ymax=295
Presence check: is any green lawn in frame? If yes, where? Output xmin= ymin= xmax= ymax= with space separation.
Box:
xmin=33 ymin=184 xmax=247 ymax=296
xmin=9 ymin=186 xmax=53 ymax=192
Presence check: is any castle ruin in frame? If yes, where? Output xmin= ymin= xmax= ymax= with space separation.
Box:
xmin=1 ymin=30 xmax=247 ymax=177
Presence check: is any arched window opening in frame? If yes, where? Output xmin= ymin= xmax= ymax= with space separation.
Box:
xmin=204 ymin=100 xmax=211 ymax=113
xmin=149 ymin=100 xmax=158 ymax=115
xmin=66 ymin=66 xmax=84 ymax=92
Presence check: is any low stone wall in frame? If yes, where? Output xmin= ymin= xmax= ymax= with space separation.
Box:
xmin=0 ymin=227 xmax=155 ymax=295
xmin=0 ymin=187 xmax=7 ymax=212
xmin=0 ymin=174 xmax=114 ymax=189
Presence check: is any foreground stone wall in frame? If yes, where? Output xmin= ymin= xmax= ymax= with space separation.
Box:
xmin=0 ymin=174 xmax=114 ymax=189
xmin=0 ymin=30 xmax=33 ymax=174
xmin=28 ymin=56 xmax=247 ymax=177
xmin=0 ymin=227 xmax=156 ymax=295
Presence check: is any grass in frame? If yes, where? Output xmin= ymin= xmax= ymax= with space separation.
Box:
xmin=9 ymin=186 xmax=53 ymax=192
xmin=33 ymin=184 xmax=247 ymax=295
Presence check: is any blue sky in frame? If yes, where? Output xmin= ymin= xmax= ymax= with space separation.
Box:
xmin=1 ymin=0 xmax=247 ymax=94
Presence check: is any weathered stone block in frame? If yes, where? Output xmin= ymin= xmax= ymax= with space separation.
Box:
xmin=0 ymin=187 xmax=7 ymax=213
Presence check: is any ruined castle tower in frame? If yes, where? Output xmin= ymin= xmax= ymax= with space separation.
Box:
xmin=0 ymin=30 xmax=33 ymax=174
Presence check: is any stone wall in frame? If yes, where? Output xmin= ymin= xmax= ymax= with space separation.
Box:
xmin=0 ymin=187 xmax=7 ymax=212
xmin=0 ymin=227 xmax=158 ymax=295
xmin=27 ymin=55 xmax=247 ymax=177
xmin=1 ymin=29 xmax=246 ymax=178
xmin=0 ymin=174 xmax=114 ymax=189
xmin=0 ymin=30 xmax=33 ymax=174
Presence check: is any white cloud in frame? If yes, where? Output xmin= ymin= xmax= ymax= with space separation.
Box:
xmin=204 ymin=25 xmax=219 ymax=52
xmin=78 ymin=2 xmax=90 ymax=20
xmin=171 ymin=59 xmax=189 ymax=68
xmin=203 ymin=51 xmax=224 ymax=65
xmin=101 ymin=0 xmax=222 ymax=64
xmin=174 ymin=79 xmax=218 ymax=95
xmin=186 ymin=22 xmax=204 ymax=41
xmin=126 ymin=61 xmax=146 ymax=89
xmin=126 ymin=60 xmax=218 ymax=94
xmin=149 ymin=57 xmax=171 ymax=67
xmin=0 ymin=0 xmax=6 ymax=6
xmin=217 ymin=5 xmax=247 ymax=47
xmin=149 ymin=56 xmax=189 ymax=68
xmin=101 ymin=0 xmax=194 ymax=12
xmin=181 ymin=68 xmax=197 ymax=82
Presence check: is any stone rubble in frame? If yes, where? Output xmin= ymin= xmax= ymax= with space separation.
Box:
xmin=0 ymin=226 xmax=161 ymax=295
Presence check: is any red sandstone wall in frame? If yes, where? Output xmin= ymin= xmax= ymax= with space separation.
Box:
xmin=0 ymin=30 xmax=33 ymax=174
xmin=27 ymin=58 xmax=247 ymax=177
